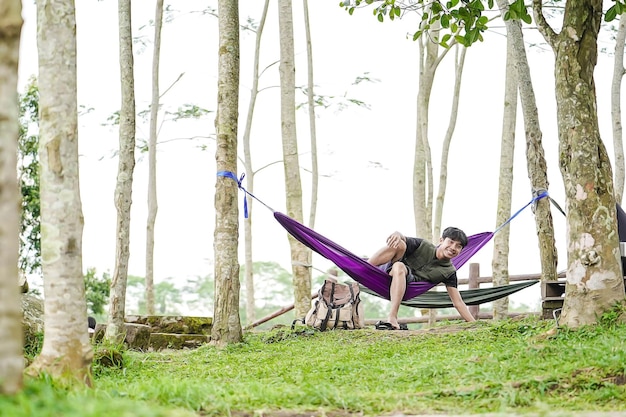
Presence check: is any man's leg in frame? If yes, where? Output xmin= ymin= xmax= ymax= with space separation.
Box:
xmin=387 ymin=262 xmax=407 ymax=329
xmin=368 ymin=238 xmax=406 ymax=266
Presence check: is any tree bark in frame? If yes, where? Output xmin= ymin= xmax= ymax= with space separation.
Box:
xmin=28 ymin=0 xmax=92 ymax=385
xmin=534 ymin=0 xmax=626 ymax=326
xmin=145 ymin=0 xmax=164 ymax=316
xmin=242 ymin=0 xmax=270 ymax=326
xmin=0 ymin=0 xmax=24 ymax=394
xmin=106 ymin=0 xmax=136 ymax=343
xmin=491 ymin=12 xmax=517 ymax=319
xmin=499 ymin=0 xmax=559 ymax=289
xmin=212 ymin=0 xmax=242 ymax=346
xmin=278 ymin=0 xmax=311 ymax=318
xmin=611 ymin=17 xmax=626 ymax=204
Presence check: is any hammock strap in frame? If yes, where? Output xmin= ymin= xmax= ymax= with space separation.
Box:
xmin=216 ymin=170 xmax=275 ymax=217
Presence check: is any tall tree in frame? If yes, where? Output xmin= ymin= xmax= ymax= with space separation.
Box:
xmin=28 ymin=0 xmax=92 ymax=385
xmin=242 ymin=0 xmax=270 ymax=325
xmin=212 ymin=0 xmax=242 ymax=346
xmin=303 ymin=0 xmax=319 ymax=230
xmin=145 ymin=0 xmax=164 ymax=316
xmin=0 ymin=0 xmax=24 ymax=394
xmin=491 ymin=19 xmax=517 ymax=319
xmin=611 ymin=17 xmax=626 ymax=204
xmin=534 ymin=0 xmax=626 ymax=326
xmin=106 ymin=0 xmax=136 ymax=343
xmin=278 ymin=0 xmax=311 ymax=317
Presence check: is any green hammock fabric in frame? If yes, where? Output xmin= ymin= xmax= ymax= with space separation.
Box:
xmin=358 ymin=280 xmax=539 ymax=309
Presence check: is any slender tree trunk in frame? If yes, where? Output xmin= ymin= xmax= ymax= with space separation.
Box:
xmin=0 ymin=0 xmax=24 ymax=394
xmin=491 ymin=15 xmax=517 ymax=319
xmin=212 ymin=0 xmax=242 ymax=346
xmin=145 ymin=0 xmax=164 ymax=316
xmin=499 ymin=0 xmax=558 ymax=287
xmin=106 ymin=0 xmax=136 ymax=343
xmin=28 ymin=0 xmax=92 ymax=385
xmin=242 ymin=0 xmax=270 ymax=326
xmin=534 ymin=0 xmax=626 ymax=326
xmin=303 ymin=0 xmax=318 ymax=230
xmin=278 ymin=0 xmax=311 ymax=318
xmin=611 ymin=17 xmax=626 ymax=204
xmin=433 ymin=45 xmax=466 ymax=239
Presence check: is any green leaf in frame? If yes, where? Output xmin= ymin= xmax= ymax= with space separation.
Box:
xmin=432 ymin=1 xmax=442 ymax=13
xmin=377 ymin=12 xmax=384 ymax=21
xmin=413 ymin=30 xmax=423 ymax=41
xmin=477 ymin=15 xmax=488 ymax=25
xmin=349 ymin=6 xmax=355 ymax=15
xmin=605 ymin=5 xmax=617 ymax=21
xmin=394 ymin=5 xmax=401 ymax=16
xmin=455 ymin=34 xmax=468 ymax=46
xmin=441 ymin=33 xmax=452 ymax=43
xmin=521 ymin=13 xmax=532 ymax=24
xmin=441 ymin=13 xmax=450 ymax=27
xmin=487 ymin=0 xmax=494 ymax=8
xmin=422 ymin=12 xmax=429 ymax=20
xmin=451 ymin=22 xmax=458 ymax=32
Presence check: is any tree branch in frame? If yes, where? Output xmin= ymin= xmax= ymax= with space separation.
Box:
xmin=532 ymin=0 xmax=557 ymax=48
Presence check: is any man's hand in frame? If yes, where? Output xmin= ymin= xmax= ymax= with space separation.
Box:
xmin=386 ymin=231 xmax=405 ymax=248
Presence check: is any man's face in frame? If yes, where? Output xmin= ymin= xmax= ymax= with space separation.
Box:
xmin=438 ymin=237 xmax=464 ymax=259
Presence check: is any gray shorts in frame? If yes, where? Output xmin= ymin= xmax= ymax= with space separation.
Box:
xmin=378 ymin=261 xmax=417 ymax=283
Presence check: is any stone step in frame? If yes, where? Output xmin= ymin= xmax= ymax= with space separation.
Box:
xmin=125 ymin=315 xmax=213 ymax=335
xmin=149 ymin=333 xmax=209 ymax=351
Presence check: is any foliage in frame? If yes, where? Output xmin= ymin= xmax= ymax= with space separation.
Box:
xmin=18 ymin=78 xmax=41 ymax=277
xmin=339 ymin=0 xmax=531 ymax=47
xmin=84 ymin=268 xmax=111 ymax=317
xmin=5 ymin=316 xmax=626 ymax=416
xmin=126 ymin=275 xmax=183 ymax=315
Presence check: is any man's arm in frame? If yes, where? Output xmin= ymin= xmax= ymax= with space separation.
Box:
xmin=446 ymin=286 xmax=476 ymax=322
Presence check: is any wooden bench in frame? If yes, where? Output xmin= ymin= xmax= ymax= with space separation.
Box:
xmin=541 ymin=276 xmax=626 ymax=319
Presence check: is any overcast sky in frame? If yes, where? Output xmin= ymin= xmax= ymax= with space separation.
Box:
xmin=17 ymin=1 xmax=624 ymax=310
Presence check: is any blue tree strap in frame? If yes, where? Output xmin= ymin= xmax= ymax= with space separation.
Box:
xmin=493 ymin=191 xmax=549 ymax=234
xmin=216 ymin=171 xmax=275 ymax=217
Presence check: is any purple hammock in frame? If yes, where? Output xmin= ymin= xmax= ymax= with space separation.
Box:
xmin=274 ymin=212 xmax=495 ymax=301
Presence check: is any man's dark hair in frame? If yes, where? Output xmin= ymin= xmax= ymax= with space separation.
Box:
xmin=442 ymin=227 xmax=468 ymax=248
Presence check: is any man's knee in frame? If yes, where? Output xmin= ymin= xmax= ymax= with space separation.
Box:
xmin=390 ymin=262 xmax=407 ymax=277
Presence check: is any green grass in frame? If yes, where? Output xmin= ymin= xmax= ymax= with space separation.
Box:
xmin=4 ymin=315 xmax=626 ymax=416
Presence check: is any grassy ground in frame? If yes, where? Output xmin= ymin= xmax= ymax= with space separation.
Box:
xmin=3 ymin=314 xmax=626 ymax=417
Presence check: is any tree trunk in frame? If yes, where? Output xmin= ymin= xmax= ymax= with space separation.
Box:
xmin=212 ymin=0 xmax=242 ymax=346
xmin=303 ymin=0 xmax=319 ymax=231
xmin=433 ymin=45 xmax=467 ymax=239
xmin=534 ymin=0 xmax=626 ymax=326
xmin=278 ymin=0 xmax=311 ymax=318
xmin=106 ymin=0 xmax=136 ymax=343
xmin=501 ymin=0 xmax=558 ymax=288
xmin=145 ymin=0 xmax=164 ymax=316
xmin=491 ymin=13 xmax=517 ymax=319
xmin=242 ymin=0 xmax=270 ymax=326
xmin=611 ymin=17 xmax=626 ymax=204
xmin=28 ymin=0 xmax=92 ymax=385
xmin=0 ymin=0 xmax=24 ymax=394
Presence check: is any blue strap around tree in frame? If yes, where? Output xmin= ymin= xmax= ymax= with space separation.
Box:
xmin=216 ymin=170 xmax=274 ymax=218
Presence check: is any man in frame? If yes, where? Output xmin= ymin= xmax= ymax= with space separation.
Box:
xmin=368 ymin=227 xmax=476 ymax=330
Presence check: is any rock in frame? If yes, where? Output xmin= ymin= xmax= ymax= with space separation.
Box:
xmin=22 ymin=293 xmax=44 ymax=354
xmin=149 ymin=333 xmax=209 ymax=351
xmin=93 ymin=323 xmax=151 ymax=351
xmin=125 ymin=315 xmax=213 ymax=335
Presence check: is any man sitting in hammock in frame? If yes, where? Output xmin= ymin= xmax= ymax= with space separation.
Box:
xmin=368 ymin=227 xmax=476 ymax=330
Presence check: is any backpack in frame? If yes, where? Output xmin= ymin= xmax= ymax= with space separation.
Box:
xmin=299 ymin=278 xmax=364 ymax=331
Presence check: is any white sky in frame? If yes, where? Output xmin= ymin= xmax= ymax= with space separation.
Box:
xmin=17 ymin=1 xmax=624 ymax=310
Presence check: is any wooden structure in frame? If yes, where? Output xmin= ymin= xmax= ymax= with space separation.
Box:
xmin=541 ymin=276 xmax=626 ymax=320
